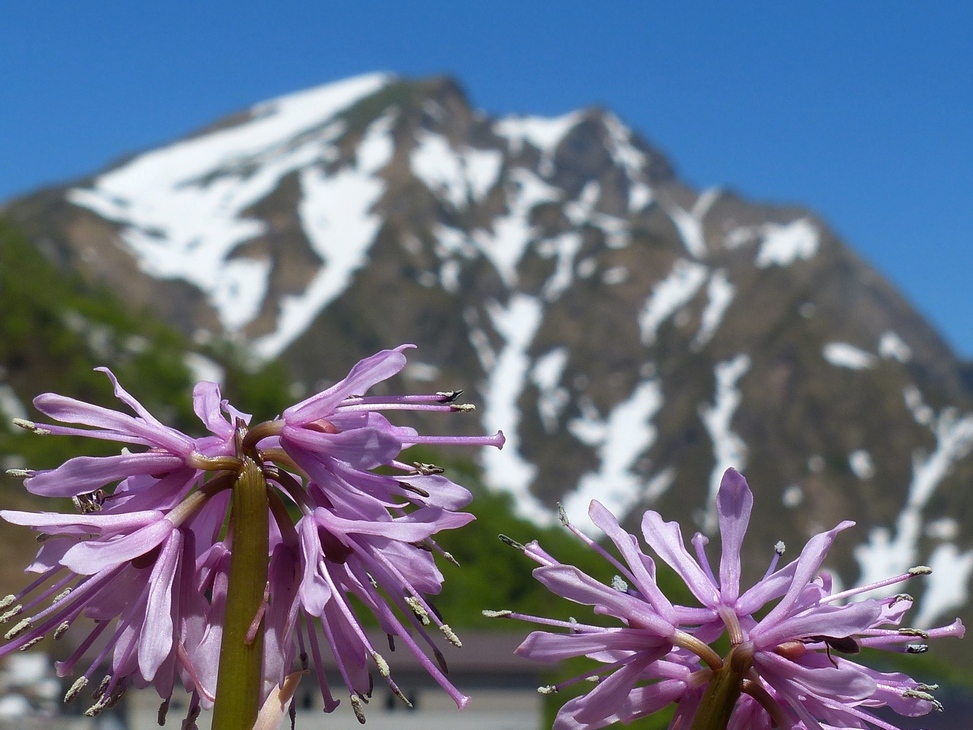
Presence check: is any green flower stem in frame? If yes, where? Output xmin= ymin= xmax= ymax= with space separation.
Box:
xmin=212 ymin=458 xmax=269 ymax=730
xmin=690 ymin=643 xmax=753 ymax=730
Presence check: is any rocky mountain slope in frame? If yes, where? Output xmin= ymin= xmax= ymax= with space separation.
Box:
xmin=4 ymin=72 xmax=973 ymax=638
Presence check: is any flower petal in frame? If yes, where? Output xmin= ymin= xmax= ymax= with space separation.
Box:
xmin=24 ymin=452 xmax=186 ymax=497
xmin=640 ymin=511 xmax=720 ymax=608
xmin=753 ymin=520 xmax=854 ymax=630
xmin=716 ymin=468 xmax=752 ymax=603
xmin=283 ymin=346 xmax=412 ymax=424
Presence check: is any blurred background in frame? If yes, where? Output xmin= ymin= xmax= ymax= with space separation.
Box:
xmin=1 ymin=3 xmax=971 ymax=728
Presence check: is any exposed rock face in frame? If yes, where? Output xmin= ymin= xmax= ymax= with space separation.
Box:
xmin=4 ymin=73 xmax=973 ymax=639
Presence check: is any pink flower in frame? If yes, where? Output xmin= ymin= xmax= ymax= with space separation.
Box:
xmin=495 ymin=469 xmax=964 ymax=730
xmin=1 ymin=346 xmax=502 ymax=724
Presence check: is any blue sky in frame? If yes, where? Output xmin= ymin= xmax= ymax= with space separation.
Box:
xmin=2 ymin=3 xmax=970 ymax=357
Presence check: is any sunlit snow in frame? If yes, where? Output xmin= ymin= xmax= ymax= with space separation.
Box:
xmin=472 ymin=168 xmax=562 ymax=286
xmin=531 ymin=347 xmax=570 ymax=433
xmin=184 ymin=352 xmax=225 ymax=386
xmin=822 ymin=342 xmax=877 ymax=370
xmin=494 ymin=112 xmax=583 ymax=157
xmin=0 ymin=384 xmax=27 ymax=426
xmin=848 ymin=449 xmax=875 ymax=480
xmin=477 ymin=295 xmax=552 ymax=524
xmin=638 ymin=259 xmax=709 ymax=345
xmin=410 ymin=131 xmax=503 ymax=208
xmin=562 ymin=379 xmax=664 ymax=530
xmin=538 ymin=232 xmax=582 ymax=301
xmin=667 ymin=204 xmax=707 ymax=259
xmin=755 ymin=218 xmax=819 ymax=268
xmin=914 ymin=543 xmax=973 ymax=627
xmin=692 ymin=269 xmax=735 ymax=349
xmin=67 ymin=72 xmax=392 ymax=352
xmin=855 ymin=388 xmax=973 ymax=614
xmin=253 ymin=114 xmax=395 ymax=358
xmin=878 ymin=330 xmax=912 ymax=363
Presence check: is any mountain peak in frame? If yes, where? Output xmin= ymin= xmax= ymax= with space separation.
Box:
xmin=4 ymin=73 xmax=973 ymax=645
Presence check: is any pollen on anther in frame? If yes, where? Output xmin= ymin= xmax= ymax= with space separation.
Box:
xmin=482 ymin=609 xmax=512 ymax=618
xmin=0 ymin=605 xmax=23 ymax=623
xmin=4 ymin=618 xmax=32 ymax=640
xmin=404 ymin=596 xmax=430 ymax=624
xmin=612 ymin=575 xmax=630 ymax=593
xmin=64 ymin=676 xmax=88 ymax=703
xmin=350 ymin=694 xmax=366 ymax=724
xmin=371 ymin=651 xmax=390 ymax=677
xmin=19 ymin=636 xmax=43 ymax=651
xmin=440 ymin=624 xmax=462 ymax=647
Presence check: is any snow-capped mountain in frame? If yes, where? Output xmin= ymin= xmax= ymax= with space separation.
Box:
xmin=5 ymin=73 xmax=973 ymax=638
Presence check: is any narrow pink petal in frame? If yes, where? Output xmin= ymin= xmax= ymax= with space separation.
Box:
xmin=640 ymin=511 xmax=720 ymax=607
xmin=572 ymin=655 xmax=657 ymax=724
xmin=312 ymin=505 xmax=473 ymax=543
xmin=24 ymin=452 xmax=186 ymax=497
xmin=753 ymin=601 xmax=882 ymax=648
xmin=716 ymin=468 xmax=752 ymax=603
xmin=297 ymin=518 xmax=332 ymax=615
xmin=516 ymin=628 xmax=668 ymax=662
xmin=588 ymin=500 xmax=677 ymax=623
xmin=282 ymin=425 xmax=402 ymax=470
xmin=532 ymin=565 xmax=675 ymax=638
xmin=756 ymin=650 xmax=876 ymax=701
xmin=736 ymin=560 xmax=798 ymax=615
xmin=2 ymin=508 xmax=161 ymax=533
xmin=754 ymin=521 xmax=854 ymax=629
xmin=139 ymin=530 xmax=183 ymax=680
xmin=283 ymin=346 xmax=413 ymax=424
xmin=192 ymin=381 xmax=233 ymax=439
xmin=62 ymin=519 xmax=173 ymax=574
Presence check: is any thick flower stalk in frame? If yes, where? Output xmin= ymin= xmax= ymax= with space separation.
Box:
xmin=0 ymin=345 xmax=503 ymax=727
xmin=489 ymin=468 xmax=964 ymax=730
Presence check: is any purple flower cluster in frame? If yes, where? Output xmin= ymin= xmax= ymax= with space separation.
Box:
xmin=0 ymin=345 xmax=503 ymax=723
xmin=493 ymin=469 xmax=964 ymax=730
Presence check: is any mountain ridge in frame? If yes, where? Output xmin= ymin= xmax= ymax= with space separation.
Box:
xmin=3 ymin=72 xmax=972 ymax=645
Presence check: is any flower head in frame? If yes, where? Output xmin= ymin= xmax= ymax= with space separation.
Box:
xmin=493 ymin=468 xmax=964 ymax=730
xmin=1 ymin=346 xmax=502 ymax=724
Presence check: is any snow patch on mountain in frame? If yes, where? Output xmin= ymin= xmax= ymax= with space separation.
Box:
xmin=755 ymin=218 xmax=819 ymax=267
xmin=253 ymin=113 xmax=395 ymax=358
xmin=823 ymin=342 xmax=877 ymax=370
xmin=67 ymin=73 xmax=393 ymax=353
xmin=531 ymin=347 xmax=570 ymax=433
xmin=692 ymin=269 xmax=735 ymax=349
xmin=410 ymin=131 xmax=502 ymax=208
xmin=185 ymin=352 xmax=225 ymax=386
xmin=855 ymin=387 xmax=973 ymax=611
xmin=494 ymin=112 xmax=583 ymax=159
xmin=628 ymin=182 xmax=653 ymax=213
xmin=667 ymin=204 xmax=708 ymax=259
xmin=639 ymin=259 xmax=709 ymax=346
xmin=478 ymin=295 xmax=552 ymax=524
xmin=879 ymin=331 xmax=912 ymax=363
xmin=562 ymin=379 xmax=664 ymax=529
xmin=915 ymin=543 xmax=973 ymax=628
xmin=537 ymin=232 xmax=583 ymax=301
xmin=699 ymin=354 xmax=750 ymax=532
xmin=848 ymin=449 xmax=875 ymax=480
xmin=0 ymin=384 xmax=27 ymax=426
xmin=473 ymin=168 xmax=561 ymax=287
